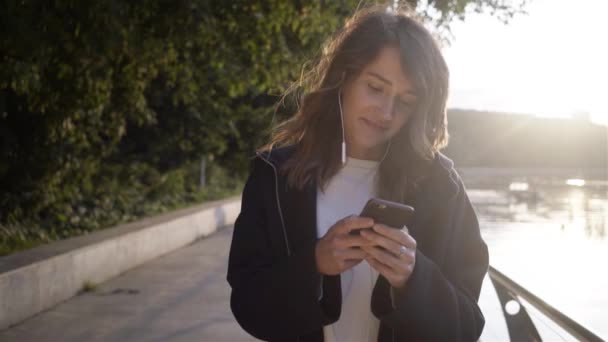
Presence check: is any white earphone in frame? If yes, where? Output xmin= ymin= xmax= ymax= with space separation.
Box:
xmin=338 ymin=89 xmax=347 ymax=165
xmin=337 ymin=89 xmax=392 ymax=165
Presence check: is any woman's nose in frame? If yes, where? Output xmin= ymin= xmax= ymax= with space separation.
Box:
xmin=379 ymin=98 xmax=395 ymax=120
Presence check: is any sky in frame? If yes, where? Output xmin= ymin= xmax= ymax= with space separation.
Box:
xmin=442 ymin=0 xmax=608 ymax=126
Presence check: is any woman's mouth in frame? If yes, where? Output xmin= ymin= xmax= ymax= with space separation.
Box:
xmin=360 ymin=118 xmax=389 ymax=132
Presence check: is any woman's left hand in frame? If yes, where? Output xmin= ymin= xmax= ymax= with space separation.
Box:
xmin=360 ymin=224 xmax=417 ymax=289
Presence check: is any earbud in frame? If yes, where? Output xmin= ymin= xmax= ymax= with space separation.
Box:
xmin=338 ymin=89 xmax=347 ymax=165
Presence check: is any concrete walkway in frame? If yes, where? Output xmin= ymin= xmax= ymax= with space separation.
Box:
xmin=0 ymin=221 xmax=531 ymax=341
xmin=0 ymin=226 xmax=257 ymax=342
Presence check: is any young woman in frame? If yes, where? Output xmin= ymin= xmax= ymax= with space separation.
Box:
xmin=227 ymin=5 xmax=488 ymax=342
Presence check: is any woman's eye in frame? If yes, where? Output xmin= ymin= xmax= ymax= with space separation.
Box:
xmin=396 ymin=100 xmax=413 ymax=111
xmin=368 ymin=83 xmax=383 ymax=93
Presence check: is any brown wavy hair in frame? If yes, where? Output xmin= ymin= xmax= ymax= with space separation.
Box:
xmin=261 ymin=4 xmax=450 ymax=204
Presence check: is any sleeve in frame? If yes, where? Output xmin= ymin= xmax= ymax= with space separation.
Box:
xmin=372 ymin=171 xmax=489 ymax=341
xmin=226 ymin=158 xmax=337 ymax=341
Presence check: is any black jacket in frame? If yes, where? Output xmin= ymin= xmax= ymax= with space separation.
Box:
xmin=227 ymin=145 xmax=489 ymax=342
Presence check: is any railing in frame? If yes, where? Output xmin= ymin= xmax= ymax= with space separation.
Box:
xmin=488 ymin=265 xmax=605 ymax=342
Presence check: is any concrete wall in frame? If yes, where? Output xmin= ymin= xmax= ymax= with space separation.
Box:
xmin=0 ymin=196 xmax=241 ymax=330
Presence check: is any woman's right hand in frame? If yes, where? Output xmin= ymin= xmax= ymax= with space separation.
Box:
xmin=315 ymin=215 xmax=376 ymax=276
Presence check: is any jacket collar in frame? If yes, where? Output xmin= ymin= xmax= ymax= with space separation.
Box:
xmin=256 ymin=144 xmax=318 ymax=257
xmin=256 ymin=143 xmax=458 ymax=199
xmin=255 ymin=144 xmax=297 ymax=168
xmin=434 ymin=152 xmax=459 ymax=199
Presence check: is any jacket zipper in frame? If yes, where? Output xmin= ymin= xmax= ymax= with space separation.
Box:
xmin=256 ymin=152 xmax=299 ymax=342
xmin=256 ymin=152 xmax=292 ymax=257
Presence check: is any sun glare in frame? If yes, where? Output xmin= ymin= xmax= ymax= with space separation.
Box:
xmin=443 ymin=0 xmax=608 ymax=126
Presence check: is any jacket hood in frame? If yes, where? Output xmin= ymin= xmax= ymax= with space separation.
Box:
xmin=255 ymin=143 xmax=460 ymax=198
xmin=257 ymin=144 xmax=454 ymax=172
xmin=255 ymin=144 xmax=297 ymax=167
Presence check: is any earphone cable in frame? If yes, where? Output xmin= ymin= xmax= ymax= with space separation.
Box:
xmin=338 ymin=90 xmax=392 ymax=165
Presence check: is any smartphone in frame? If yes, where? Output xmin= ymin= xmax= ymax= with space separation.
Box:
xmin=350 ymin=198 xmax=415 ymax=235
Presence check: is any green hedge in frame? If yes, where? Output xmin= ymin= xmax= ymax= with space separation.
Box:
xmin=0 ymin=161 xmax=243 ymax=256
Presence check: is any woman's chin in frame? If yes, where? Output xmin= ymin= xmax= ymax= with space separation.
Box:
xmin=360 ymin=135 xmax=390 ymax=148
xmin=348 ymin=140 xmax=389 ymax=158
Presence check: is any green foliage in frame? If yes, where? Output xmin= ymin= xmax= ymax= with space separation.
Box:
xmin=0 ymin=0 xmax=525 ymax=255
xmin=408 ymin=0 xmax=529 ymax=37
xmin=0 ymin=161 xmax=244 ymax=256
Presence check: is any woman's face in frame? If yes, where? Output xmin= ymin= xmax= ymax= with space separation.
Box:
xmin=340 ymin=45 xmax=417 ymax=160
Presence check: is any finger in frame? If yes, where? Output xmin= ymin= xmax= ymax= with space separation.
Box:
xmin=366 ymin=256 xmax=401 ymax=282
xmin=365 ymin=245 xmax=415 ymax=273
xmin=340 ymin=234 xmax=377 ymax=248
xmin=364 ymin=246 xmax=405 ymax=271
xmin=360 ymin=229 xmax=403 ymax=256
xmin=372 ymin=224 xmax=417 ymax=249
xmin=333 ymin=215 xmax=374 ymax=235
xmin=337 ymin=247 xmax=368 ymax=260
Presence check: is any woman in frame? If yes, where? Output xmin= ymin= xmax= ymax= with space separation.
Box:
xmin=227 ymin=5 xmax=488 ymax=342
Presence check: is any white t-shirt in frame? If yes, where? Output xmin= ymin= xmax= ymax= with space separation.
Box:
xmin=316 ymin=157 xmax=380 ymax=342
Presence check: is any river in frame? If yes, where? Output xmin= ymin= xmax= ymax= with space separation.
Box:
xmin=470 ymin=184 xmax=608 ymax=339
